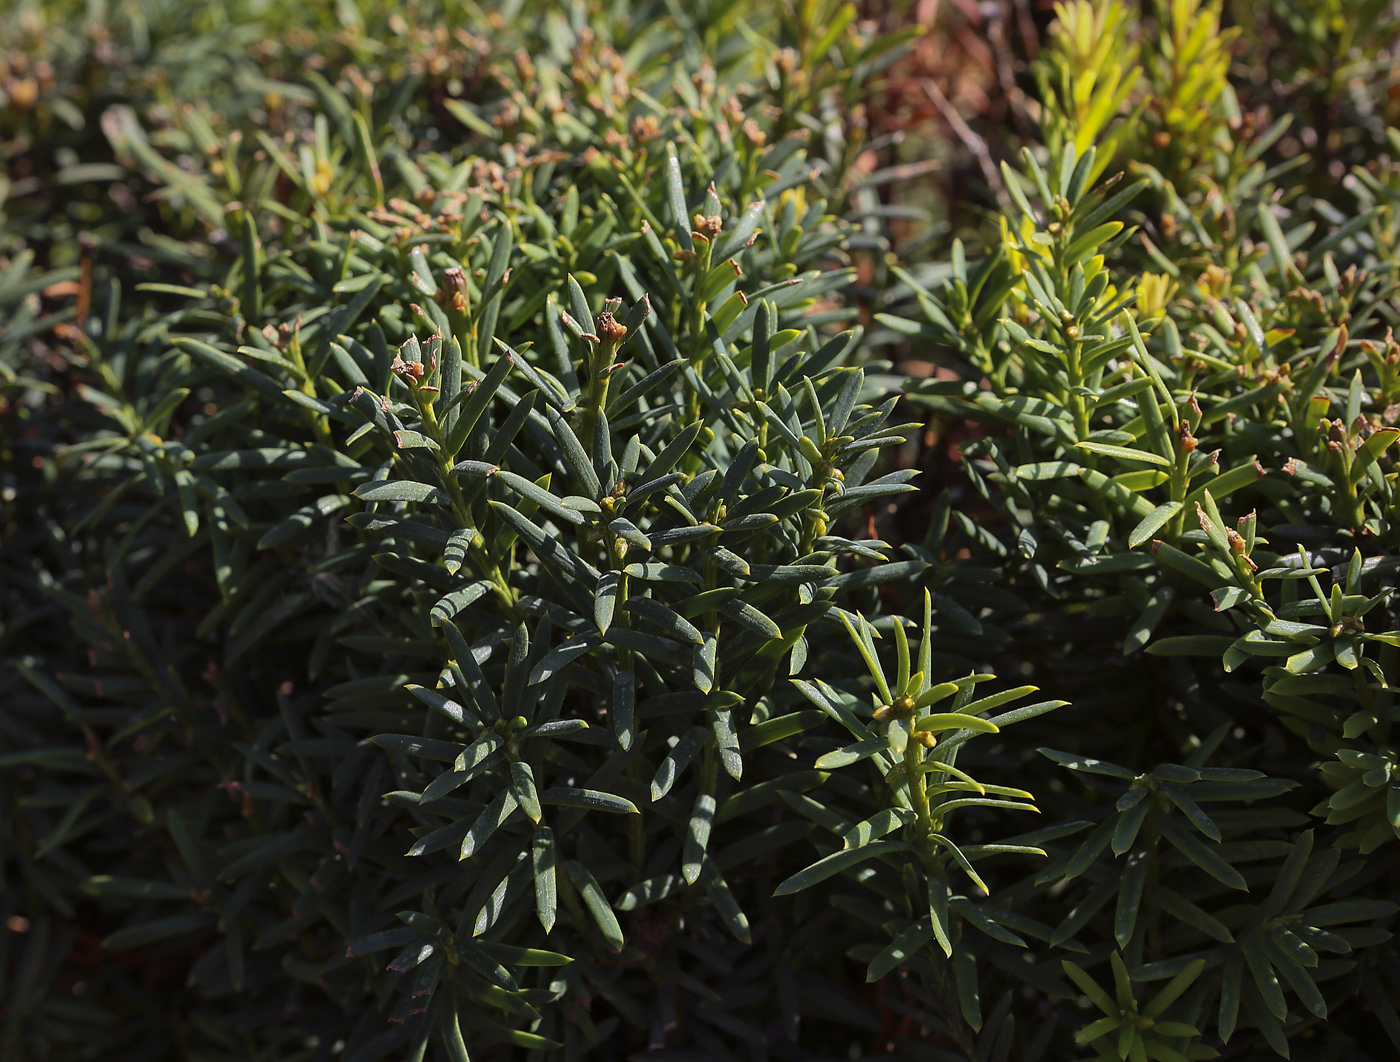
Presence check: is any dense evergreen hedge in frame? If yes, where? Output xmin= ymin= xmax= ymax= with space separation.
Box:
xmin=6 ymin=2 xmax=1400 ymax=1059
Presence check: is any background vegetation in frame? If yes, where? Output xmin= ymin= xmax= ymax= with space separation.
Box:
xmin=5 ymin=1 xmax=1400 ymax=1060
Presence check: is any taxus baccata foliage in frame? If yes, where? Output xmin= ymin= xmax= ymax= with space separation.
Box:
xmin=12 ymin=0 xmax=1400 ymax=1060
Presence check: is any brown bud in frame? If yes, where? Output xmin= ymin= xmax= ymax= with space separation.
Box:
xmin=390 ymin=355 xmax=426 ymax=384
xmin=1226 ymin=529 xmax=1258 ymax=569
xmin=595 ymin=311 xmax=627 ymax=343
xmin=693 ymin=213 xmax=723 ymax=238
xmin=1178 ymin=421 xmax=1198 ymax=451
xmin=629 ymin=115 xmax=660 ymax=143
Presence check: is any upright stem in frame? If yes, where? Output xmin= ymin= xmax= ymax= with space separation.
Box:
xmin=1166 ymin=444 xmax=1192 ymax=541
xmin=1065 ymin=334 xmax=1091 ymax=443
xmin=905 ymin=740 xmax=937 ymax=868
xmin=414 ymin=390 xmax=518 ymax=617
xmin=685 ymin=236 xmax=715 ymax=424
xmin=577 ymin=329 xmax=621 ymax=460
